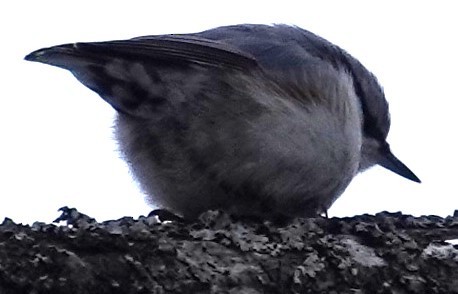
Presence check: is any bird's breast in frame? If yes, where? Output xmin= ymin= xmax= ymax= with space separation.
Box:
xmin=115 ymin=67 xmax=363 ymax=218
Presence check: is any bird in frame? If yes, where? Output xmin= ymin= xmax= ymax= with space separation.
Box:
xmin=25 ymin=24 xmax=421 ymax=220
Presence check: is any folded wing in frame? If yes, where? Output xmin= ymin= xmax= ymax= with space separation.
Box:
xmin=25 ymin=35 xmax=259 ymax=117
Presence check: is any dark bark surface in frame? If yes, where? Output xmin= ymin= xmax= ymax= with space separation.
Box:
xmin=1 ymin=207 xmax=458 ymax=294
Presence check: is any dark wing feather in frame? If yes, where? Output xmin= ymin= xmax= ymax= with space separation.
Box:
xmin=25 ymin=35 xmax=258 ymax=71
xmin=25 ymin=35 xmax=260 ymax=117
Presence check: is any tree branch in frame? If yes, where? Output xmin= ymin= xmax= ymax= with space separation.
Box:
xmin=1 ymin=207 xmax=458 ymax=293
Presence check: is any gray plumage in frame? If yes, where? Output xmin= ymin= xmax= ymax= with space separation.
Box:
xmin=25 ymin=24 xmax=420 ymax=219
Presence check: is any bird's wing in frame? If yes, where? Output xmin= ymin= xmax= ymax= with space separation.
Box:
xmin=25 ymin=35 xmax=258 ymax=71
xmin=25 ymin=35 xmax=260 ymax=117
xmin=130 ymin=35 xmax=258 ymax=70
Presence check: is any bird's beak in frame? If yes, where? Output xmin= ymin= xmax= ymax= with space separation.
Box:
xmin=379 ymin=149 xmax=421 ymax=183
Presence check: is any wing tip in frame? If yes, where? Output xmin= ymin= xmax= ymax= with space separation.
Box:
xmin=24 ymin=43 xmax=81 ymax=66
xmin=24 ymin=48 xmax=45 ymax=62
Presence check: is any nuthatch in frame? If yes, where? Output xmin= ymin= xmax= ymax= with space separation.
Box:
xmin=25 ymin=24 xmax=420 ymax=219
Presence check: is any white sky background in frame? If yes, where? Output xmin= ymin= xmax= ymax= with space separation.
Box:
xmin=1 ymin=1 xmax=456 ymax=224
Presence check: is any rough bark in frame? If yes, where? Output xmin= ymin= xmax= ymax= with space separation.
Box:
xmin=1 ymin=207 xmax=458 ymax=294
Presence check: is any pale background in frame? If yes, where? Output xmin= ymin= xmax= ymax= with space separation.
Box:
xmin=1 ymin=1 xmax=456 ymax=224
